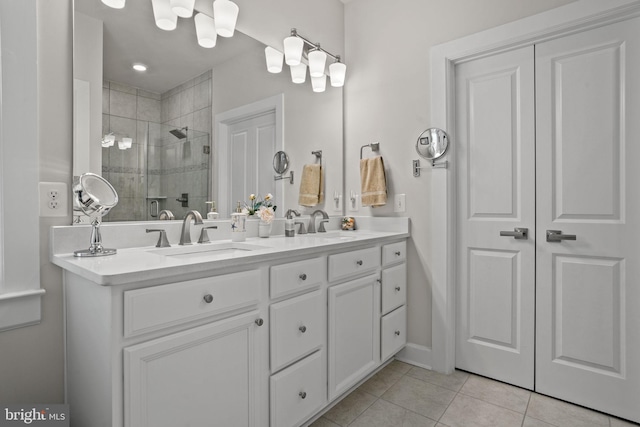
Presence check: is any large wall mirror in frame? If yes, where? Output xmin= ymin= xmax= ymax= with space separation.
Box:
xmin=73 ymin=0 xmax=343 ymax=222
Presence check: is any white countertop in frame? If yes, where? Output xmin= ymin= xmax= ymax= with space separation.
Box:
xmin=51 ymin=228 xmax=409 ymax=286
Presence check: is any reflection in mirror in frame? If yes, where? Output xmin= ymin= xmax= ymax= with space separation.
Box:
xmin=415 ymin=128 xmax=449 ymax=161
xmin=73 ymin=0 xmax=343 ymax=223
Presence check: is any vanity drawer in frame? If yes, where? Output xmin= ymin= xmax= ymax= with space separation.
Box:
xmin=328 ymin=246 xmax=380 ymax=282
xmin=381 ymin=305 xmax=407 ymax=361
xmin=270 ymin=290 xmax=324 ymax=372
xmin=124 ymin=270 xmax=261 ymax=338
xmin=270 ymin=257 xmax=326 ymax=299
xmin=381 ymin=263 xmax=407 ymax=315
xmin=270 ymin=350 xmax=326 ymax=427
xmin=382 ymin=241 xmax=406 ymax=266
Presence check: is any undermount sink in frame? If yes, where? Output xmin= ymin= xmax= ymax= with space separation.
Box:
xmin=148 ymin=242 xmax=268 ymax=260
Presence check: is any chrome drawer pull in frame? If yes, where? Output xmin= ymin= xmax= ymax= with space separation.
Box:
xmin=299 ymin=325 xmax=307 ymax=333
xmin=395 ymin=286 xmax=401 ymax=292
xmin=356 ymin=260 xmax=363 ymax=266
xmin=395 ymin=330 xmax=401 ymax=336
xmin=299 ymin=273 xmax=307 ymax=281
xmin=203 ymin=294 xmax=213 ymax=304
xmin=255 ymin=318 xmax=264 ymax=326
xmin=299 ymin=391 xmax=307 ymax=399
xmin=395 ymin=251 xmax=401 ymax=256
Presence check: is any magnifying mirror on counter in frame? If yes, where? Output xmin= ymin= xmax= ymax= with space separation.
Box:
xmin=416 ymin=128 xmax=449 ymax=162
xmin=73 ymin=173 xmax=119 ymax=257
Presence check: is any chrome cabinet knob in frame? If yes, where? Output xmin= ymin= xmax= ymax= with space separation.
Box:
xmin=299 ymin=391 xmax=307 ymax=399
xmin=255 ymin=318 xmax=264 ymax=326
xmin=395 ymin=286 xmax=401 ymax=292
xmin=299 ymin=325 xmax=307 ymax=333
xmin=299 ymin=273 xmax=307 ymax=281
xmin=395 ymin=330 xmax=401 ymax=336
xmin=356 ymin=260 xmax=363 ymax=266
xmin=395 ymin=251 xmax=401 ymax=256
xmin=203 ymin=294 xmax=213 ymax=304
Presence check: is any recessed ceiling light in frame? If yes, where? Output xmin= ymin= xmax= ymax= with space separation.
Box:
xmin=132 ymin=63 xmax=147 ymax=72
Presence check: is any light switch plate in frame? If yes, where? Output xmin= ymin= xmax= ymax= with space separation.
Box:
xmin=348 ymin=191 xmax=360 ymax=212
xmin=394 ymin=194 xmax=406 ymax=212
xmin=39 ymin=182 xmax=68 ymax=217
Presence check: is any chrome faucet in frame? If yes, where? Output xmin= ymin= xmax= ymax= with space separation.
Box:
xmin=308 ymin=209 xmax=329 ymax=233
xmin=179 ymin=210 xmax=203 ymax=245
xmin=158 ymin=209 xmax=175 ymax=220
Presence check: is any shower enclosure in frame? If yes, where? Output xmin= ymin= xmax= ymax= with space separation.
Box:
xmin=102 ymin=120 xmax=210 ymax=221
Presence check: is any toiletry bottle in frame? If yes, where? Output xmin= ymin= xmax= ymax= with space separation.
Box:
xmin=236 ymin=201 xmax=242 ymax=213
xmin=284 ymin=209 xmax=300 ymax=237
xmin=205 ymin=201 xmax=218 ymax=220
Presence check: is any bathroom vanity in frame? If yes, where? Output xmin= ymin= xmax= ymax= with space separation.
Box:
xmin=51 ymin=218 xmax=409 ymax=427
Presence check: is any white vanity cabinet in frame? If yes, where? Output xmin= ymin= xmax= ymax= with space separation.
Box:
xmin=380 ymin=241 xmax=407 ymax=361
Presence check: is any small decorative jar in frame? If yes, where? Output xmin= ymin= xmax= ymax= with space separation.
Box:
xmin=258 ymin=220 xmax=272 ymax=238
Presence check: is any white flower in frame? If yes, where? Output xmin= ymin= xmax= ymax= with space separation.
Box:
xmin=241 ymin=208 xmax=249 ymax=215
xmin=249 ymin=194 xmax=256 ymax=201
xmin=257 ymin=206 xmax=275 ymax=224
xmin=264 ymin=193 xmax=273 ymax=201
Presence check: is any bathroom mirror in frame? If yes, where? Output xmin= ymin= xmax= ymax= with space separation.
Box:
xmin=273 ymin=151 xmax=290 ymax=174
xmin=415 ymin=128 xmax=449 ymax=161
xmin=72 ymin=0 xmax=343 ymax=222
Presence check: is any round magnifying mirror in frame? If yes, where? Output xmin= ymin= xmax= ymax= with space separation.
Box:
xmin=416 ymin=128 xmax=449 ymax=161
xmin=73 ymin=173 xmax=119 ymax=257
xmin=273 ymin=151 xmax=290 ymax=174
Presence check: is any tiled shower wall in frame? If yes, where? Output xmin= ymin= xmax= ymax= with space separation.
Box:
xmin=159 ymin=70 xmax=212 ymax=218
xmin=102 ymin=81 xmax=161 ymax=221
xmin=101 ymin=70 xmax=212 ymax=221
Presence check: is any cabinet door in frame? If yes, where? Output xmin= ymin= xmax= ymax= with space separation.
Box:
xmin=124 ymin=310 xmax=267 ymax=427
xmin=327 ymin=274 xmax=380 ymax=400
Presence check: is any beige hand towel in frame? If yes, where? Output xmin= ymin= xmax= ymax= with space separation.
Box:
xmin=298 ymin=164 xmax=323 ymax=206
xmin=360 ymin=156 xmax=387 ymax=207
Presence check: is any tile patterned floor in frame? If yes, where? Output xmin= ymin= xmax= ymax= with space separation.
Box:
xmin=309 ymin=361 xmax=640 ymax=427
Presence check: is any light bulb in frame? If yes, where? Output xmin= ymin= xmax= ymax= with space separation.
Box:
xmin=151 ymin=0 xmax=178 ymax=31
xmin=101 ymin=0 xmax=125 ymax=9
xmin=290 ymin=63 xmax=307 ymax=84
xmin=329 ymin=62 xmax=346 ymax=87
xmin=265 ymin=47 xmax=283 ymax=73
xmin=195 ymin=13 xmax=217 ymax=48
xmin=170 ymin=0 xmax=194 ymax=18
xmin=102 ymin=134 xmax=115 ymax=148
xmin=132 ymin=63 xmax=147 ymax=72
xmin=308 ymin=49 xmax=327 ymax=78
xmin=311 ymin=75 xmax=326 ymax=93
xmin=284 ymin=36 xmax=304 ymax=66
xmin=214 ymin=0 xmax=239 ymax=37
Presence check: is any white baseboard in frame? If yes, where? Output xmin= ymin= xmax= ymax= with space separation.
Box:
xmin=395 ymin=343 xmax=432 ymax=370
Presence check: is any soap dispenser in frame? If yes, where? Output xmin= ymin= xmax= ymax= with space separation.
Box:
xmin=205 ymin=201 xmax=218 ymax=220
xmin=285 ymin=209 xmax=301 ymax=237
xmin=235 ymin=201 xmax=243 ymax=213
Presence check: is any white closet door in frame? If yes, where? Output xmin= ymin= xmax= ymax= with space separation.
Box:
xmin=455 ymin=46 xmax=536 ymax=389
xmin=227 ymin=112 xmax=276 ymax=209
xmin=535 ymin=17 xmax=640 ymax=422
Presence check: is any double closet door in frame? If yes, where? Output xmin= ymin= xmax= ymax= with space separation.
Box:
xmin=455 ymin=17 xmax=640 ymax=423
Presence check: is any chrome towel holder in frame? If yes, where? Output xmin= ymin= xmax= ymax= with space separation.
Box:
xmin=360 ymin=142 xmax=380 ymax=159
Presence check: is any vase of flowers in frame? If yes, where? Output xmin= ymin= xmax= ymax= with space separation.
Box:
xmin=244 ymin=194 xmax=276 ymax=237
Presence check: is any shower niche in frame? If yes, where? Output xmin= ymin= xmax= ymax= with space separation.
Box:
xmin=101 ymin=118 xmax=210 ymax=222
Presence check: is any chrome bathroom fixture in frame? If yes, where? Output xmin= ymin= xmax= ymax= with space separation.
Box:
xmin=413 ymin=128 xmax=450 ymax=176
xmin=273 ymin=150 xmax=294 ymax=184
xmin=360 ymin=142 xmax=380 ymax=159
xmin=170 ymin=126 xmax=188 ymax=139
xmin=73 ymin=173 xmax=119 ymax=257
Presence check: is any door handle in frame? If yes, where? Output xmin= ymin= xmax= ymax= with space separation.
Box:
xmin=546 ymin=230 xmax=577 ymax=242
xmin=499 ymin=227 xmax=528 ymax=240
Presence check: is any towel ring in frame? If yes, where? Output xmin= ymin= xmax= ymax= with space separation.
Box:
xmin=360 ymin=142 xmax=380 ymax=159
xmin=312 ymin=150 xmax=322 ymax=168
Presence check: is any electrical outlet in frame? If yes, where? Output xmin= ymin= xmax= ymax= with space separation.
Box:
xmin=39 ymin=182 xmax=68 ymax=217
xmin=348 ymin=191 xmax=360 ymax=212
xmin=394 ymin=194 xmax=406 ymax=213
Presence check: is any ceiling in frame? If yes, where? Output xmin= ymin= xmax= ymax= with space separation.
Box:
xmin=75 ymin=0 xmax=264 ymax=93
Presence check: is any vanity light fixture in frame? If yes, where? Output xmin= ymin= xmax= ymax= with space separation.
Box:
xmin=170 ymin=0 xmax=195 ymax=18
xmin=265 ymin=28 xmax=347 ymax=91
xmin=290 ymin=63 xmax=307 ymax=84
xmin=151 ymin=0 xmax=178 ymax=31
xmin=213 ymin=0 xmax=239 ymax=37
xmin=265 ymin=47 xmax=284 ymax=73
xmin=118 ymin=137 xmax=133 ymax=150
xmin=102 ymin=133 xmax=116 ymax=148
xmin=195 ymin=13 xmax=217 ymax=48
xmin=311 ymin=75 xmax=327 ymax=93
xmin=101 ymin=0 xmax=125 ymax=9
xmin=132 ymin=63 xmax=147 ymax=72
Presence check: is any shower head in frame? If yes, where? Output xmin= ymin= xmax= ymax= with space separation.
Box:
xmin=170 ymin=127 xmax=188 ymax=139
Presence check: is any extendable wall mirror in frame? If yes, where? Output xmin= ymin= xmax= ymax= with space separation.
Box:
xmin=415 ymin=128 xmax=449 ymax=162
xmin=73 ymin=173 xmax=119 ymax=257
xmin=273 ymin=151 xmax=290 ymax=174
